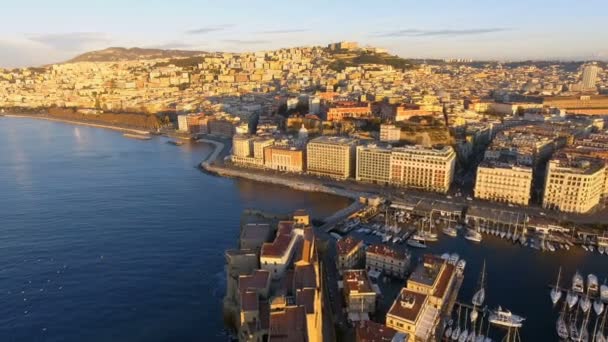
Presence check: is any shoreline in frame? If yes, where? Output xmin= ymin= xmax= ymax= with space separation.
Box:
xmin=3 ymin=114 xmax=151 ymax=135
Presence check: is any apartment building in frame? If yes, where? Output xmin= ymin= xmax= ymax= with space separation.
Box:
xmin=356 ymin=145 xmax=392 ymax=185
xmin=365 ymin=244 xmax=409 ymax=279
xmin=326 ymin=101 xmax=372 ymax=121
xmin=386 ymin=289 xmax=437 ymax=341
xmin=379 ymin=124 xmax=401 ymax=143
xmin=543 ymin=156 xmax=606 ymax=213
xmin=406 ymin=255 xmax=457 ymax=312
xmin=336 ymin=236 xmax=365 ymax=270
xmin=474 ymin=162 xmax=533 ymax=206
xmin=389 ymin=145 xmax=456 ymax=193
xmin=306 ymin=136 xmax=357 ymax=179
xmin=233 ymin=135 xmax=252 ymax=158
xmin=263 ymin=146 xmax=305 ymax=172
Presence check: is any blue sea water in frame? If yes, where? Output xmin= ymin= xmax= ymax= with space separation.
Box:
xmin=0 ymin=118 xmax=351 ymax=342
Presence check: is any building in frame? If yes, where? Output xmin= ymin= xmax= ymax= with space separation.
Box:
xmin=355 ymin=321 xmax=408 ymax=342
xmin=233 ymin=135 xmax=252 ymax=158
xmin=389 ymin=145 xmax=456 ymax=193
xmin=474 ymin=162 xmax=533 ymax=206
xmin=543 ymin=156 xmax=606 ymax=213
xmin=309 ymin=96 xmax=320 ymax=115
xmin=365 ymin=244 xmax=409 ymax=279
xmin=386 ymin=289 xmax=438 ymax=341
xmin=177 ymin=113 xmax=209 ymax=134
xmin=406 ymin=255 xmax=457 ymax=312
xmin=260 ymin=221 xmax=303 ymax=280
xmin=253 ymin=137 xmax=275 ymax=159
xmin=582 ymin=64 xmax=600 ymax=90
xmin=231 ymin=135 xmax=267 ymax=168
xmin=342 ymin=270 xmax=377 ymax=316
xmin=208 ymin=118 xmax=236 ymax=137
xmin=356 ymin=145 xmax=392 ymax=185
xmin=379 ymin=124 xmax=401 ymax=143
xmin=263 ymin=146 xmax=305 ymax=172
xmin=336 ymin=236 xmax=365 ymax=270
xmin=306 ymin=136 xmax=357 ymax=179
xmin=326 ymin=102 xmax=372 ymax=121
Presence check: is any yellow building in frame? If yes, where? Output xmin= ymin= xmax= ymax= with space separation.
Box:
xmin=389 ymin=145 xmax=456 ymax=193
xmin=233 ymin=135 xmax=252 ymax=158
xmin=406 ymin=255 xmax=457 ymax=312
xmin=342 ymin=270 xmax=377 ymax=315
xmin=474 ymin=163 xmax=533 ymax=205
xmin=386 ymin=289 xmax=437 ymax=341
xmin=356 ymin=145 xmax=392 ymax=185
xmin=306 ymin=136 xmax=357 ymax=179
xmin=263 ymin=146 xmax=305 ymax=172
xmin=365 ymin=244 xmax=409 ymax=279
xmin=336 ymin=236 xmax=365 ymax=270
xmin=543 ymin=157 xmax=606 ymax=213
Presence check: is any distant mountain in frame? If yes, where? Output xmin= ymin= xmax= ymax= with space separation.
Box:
xmin=66 ymin=47 xmax=205 ymax=63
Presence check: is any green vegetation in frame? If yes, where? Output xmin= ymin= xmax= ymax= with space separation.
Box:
xmin=155 ymin=56 xmax=205 ymax=69
xmin=327 ymin=51 xmax=415 ymax=72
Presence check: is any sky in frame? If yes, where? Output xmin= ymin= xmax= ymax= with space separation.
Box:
xmin=1 ymin=0 xmax=607 ymax=68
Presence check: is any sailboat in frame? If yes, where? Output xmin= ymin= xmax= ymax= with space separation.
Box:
xmin=573 ymin=271 xmax=585 ymax=294
xmin=595 ymin=298 xmax=605 ymax=316
xmin=556 ymin=307 xmax=569 ymax=339
xmin=488 ymin=307 xmax=525 ymax=328
xmin=442 ymin=220 xmax=458 ymax=237
xmin=452 ymin=305 xmax=462 ymax=340
xmin=567 ymin=291 xmax=580 ymax=309
xmin=581 ymin=295 xmax=592 ymax=313
xmin=506 ymin=225 xmax=512 ymax=240
xmin=472 ymin=261 xmax=486 ymax=307
xmin=470 ymin=308 xmax=478 ymax=323
xmin=465 ymin=223 xmax=482 ymax=243
xmin=550 ymin=267 xmax=562 ymax=305
xmin=459 ymin=308 xmax=469 ymax=342
xmin=445 ymin=319 xmax=453 ymax=340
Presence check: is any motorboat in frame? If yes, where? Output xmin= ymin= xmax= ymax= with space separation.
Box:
xmin=441 ymin=253 xmax=450 ymax=260
xmin=464 ymin=229 xmax=482 ymax=243
xmin=457 ymin=259 xmax=467 ymax=273
xmin=567 ymin=291 xmax=579 ymax=309
xmin=573 ymin=271 xmax=585 ymax=294
xmin=443 ymin=226 xmax=458 ymax=237
xmin=407 ymin=238 xmax=427 ymax=249
xmin=488 ymin=307 xmax=525 ymax=328
xmin=449 ymin=253 xmax=460 ymax=265
xmin=588 ymin=274 xmax=599 ymax=295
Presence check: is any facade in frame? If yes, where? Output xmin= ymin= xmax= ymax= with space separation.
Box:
xmin=306 ymin=136 xmax=357 ymax=179
xmin=389 ymin=145 xmax=456 ymax=193
xmin=386 ymin=289 xmax=437 ymax=341
xmin=365 ymin=244 xmax=409 ymax=279
xmin=233 ymin=135 xmax=252 ymax=158
xmin=474 ymin=163 xmax=533 ymax=205
xmin=356 ymin=145 xmax=392 ymax=185
xmin=336 ymin=236 xmax=365 ymax=270
xmin=406 ymin=255 xmax=457 ymax=312
xmin=253 ymin=137 xmax=274 ymax=159
xmin=342 ymin=270 xmax=377 ymax=315
xmin=260 ymin=221 xmax=303 ymax=280
xmin=326 ymin=102 xmax=372 ymax=121
xmin=355 ymin=321 xmax=408 ymax=342
xmin=543 ymin=157 xmax=606 ymax=213
xmin=263 ymin=146 xmax=305 ymax=173
xmin=379 ymin=124 xmax=401 ymax=143
xmin=582 ymin=64 xmax=600 ymax=90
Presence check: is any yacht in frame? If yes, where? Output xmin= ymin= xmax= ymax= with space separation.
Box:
xmin=407 ymin=238 xmax=427 ymax=249
xmin=599 ymin=246 xmax=606 ymax=255
xmin=500 ymin=230 xmax=506 ymax=239
xmin=457 ymin=259 xmax=467 ymax=273
xmin=470 ymin=308 xmax=478 ymax=323
xmin=519 ymin=235 xmax=527 ymax=245
xmin=573 ymin=271 xmax=585 ymax=294
xmin=580 ymin=295 xmax=591 ymax=313
xmin=550 ymin=267 xmax=562 ymax=305
xmin=556 ymin=311 xmax=569 ymax=339
xmin=443 ymin=226 xmax=458 ymax=237
xmin=567 ymin=291 xmax=579 ymax=309
xmin=449 ymin=253 xmax=460 ymax=265
xmin=547 ymin=241 xmax=556 ymax=252
xmin=588 ymin=274 xmax=599 ymax=295
xmin=464 ymin=229 xmax=482 ymax=243
xmin=488 ymin=307 xmax=525 ymax=328
xmin=594 ymin=298 xmax=604 ymax=316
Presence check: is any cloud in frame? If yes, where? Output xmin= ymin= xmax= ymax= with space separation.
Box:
xmin=222 ymin=39 xmax=270 ymax=45
xmin=27 ymin=32 xmax=109 ymax=50
xmin=186 ymin=24 xmax=234 ymax=35
xmin=373 ymin=28 xmax=510 ymax=38
xmin=258 ymin=29 xmax=309 ymax=34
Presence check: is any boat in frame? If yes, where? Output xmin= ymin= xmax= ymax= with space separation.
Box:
xmin=449 ymin=253 xmax=460 ymax=265
xmin=519 ymin=235 xmax=526 ymax=245
xmin=459 ymin=308 xmax=469 ymax=342
xmin=556 ymin=311 xmax=569 ymax=339
xmin=382 ymin=234 xmax=391 ymax=243
xmin=470 ymin=308 xmax=478 ymax=323
xmin=588 ymin=274 xmax=599 ymax=295
xmin=601 ymin=284 xmax=608 ymax=303
xmin=550 ymin=267 xmax=562 ymax=305
xmin=443 ymin=226 xmax=458 ymax=237
xmin=452 ymin=306 xmax=462 ymax=341
xmin=580 ymin=295 xmax=591 ymax=313
xmin=594 ymin=299 xmax=605 ymax=315
xmin=590 ymin=245 xmax=595 ymax=252
xmin=467 ymin=332 xmax=476 ymax=342
xmin=407 ymin=239 xmax=427 ymax=249
xmin=547 ymin=241 xmax=556 ymax=252
xmin=445 ymin=326 xmax=453 ymax=340
xmin=583 ymin=245 xmax=589 ymax=252
xmin=464 ymin=229 xmax=482 ymax=243
xmin=411 ymin=232 xmax=426 ymax=241
xmin=167 ymin=140 xmax=184 ymax=146
xmin=457 ymin=259 xmax=466 ymax=273
xmin=573 ymin=271 xmax=585 ymax=293
xmin=472 ymin=261 xmax=486 ymax=307
xmin=500 ymin=230 xmax=506 ymax=239
xmin=567 ymin=291 xmax=579 ymax=309
xmin=600 ymin=246 xmax=606 ymax=255
xmin=488 ymin=307 xmax=525 ymax=328
xmin=597 ymin=333 xmax=607 ymax=342
xmin=441 ymin=253 xmax=451 ymax=260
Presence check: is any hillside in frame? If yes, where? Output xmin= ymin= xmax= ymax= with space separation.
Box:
xmin=66 ymin=47 xmax=205 ymax=63
xmin=327 ymin=49 xmax=415 ymax=71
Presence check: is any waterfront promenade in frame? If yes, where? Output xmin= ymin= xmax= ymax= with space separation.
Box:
xmin=4 ymin=114 xmax=151 ymax=135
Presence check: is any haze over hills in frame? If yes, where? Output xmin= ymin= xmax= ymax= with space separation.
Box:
xmin=66 ymin=47 xmax=205 ymax=63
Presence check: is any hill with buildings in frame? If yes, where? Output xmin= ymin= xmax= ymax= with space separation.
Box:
xmin=66 ymin=47 xmax=204 ymax=63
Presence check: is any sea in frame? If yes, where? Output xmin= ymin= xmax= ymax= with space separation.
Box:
xmin=0 ymin=117 xmax=606 ymax=341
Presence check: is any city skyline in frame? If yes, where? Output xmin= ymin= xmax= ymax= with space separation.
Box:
xmin=2 ymin=0 xmax=607 ymax=68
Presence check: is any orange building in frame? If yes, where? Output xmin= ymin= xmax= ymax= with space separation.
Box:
xmin=326 ymin=101 xmax=372 ymax=121
xmin=264 ymin=146 xmax=305 ymax=172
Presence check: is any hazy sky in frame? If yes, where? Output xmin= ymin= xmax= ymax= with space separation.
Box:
xmin=1 ymin=0 xmax=606 ymax=68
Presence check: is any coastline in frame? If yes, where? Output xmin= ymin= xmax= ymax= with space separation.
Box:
xmin=3 ymin=114 xmax=151 ymax=135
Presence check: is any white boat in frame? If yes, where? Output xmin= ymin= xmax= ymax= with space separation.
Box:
xmin=596 ymin=333 xmax=606 ymax=342
xmin=411 ymin=232 xmax=426 ymax=241
xmin=443 ymin=226 xmax=458 ymax=237
xmin=567 ymin=291 xmax=579 ymax=309
xmin=449 ymin=253 xmax=460 ymax=265
xmin=457 ymin=259 xmax=466 ymax=273
xmin=550 ymin=267 xmax=562 ymax=305
xmin=488 ymin=307 xmax=525 ymax=328
xmin=458 ymin=329 xmax=468 ymax=342
xmin=601 ymin=284 xmax=608 ymax=303
xmin=475 ymin=336 xmax=485 ymax=342
xmin=557 ymin=312 xmax=569 ymax=339
xmin=583 ymin=245 xmax=589 ymax=252
xmin=473 ymin=288 xmax=485 ymax=307
xmin=573 ymin=271 xmax=585 ymax=294
xmin=467 ymin=332 xmax=476 ymax=342
xmin=445 ymin=326 xmax=453 ymax=339
xmin=464 ymin=229 xmax=482 ymax=243
xmin=519 ymin=235 xmax=526 ymax=245
xmin=407 ymin=239 xmax=427 ymax=249
xmin=580 ymin=295 xmax=591 ymax=313
xmin=500 ymin=231 xmax=506 ymax=239
xmin=588 ymin=274 xmax=599 ymax=295
xmin=599 ymin=246 xmax=606 ymax=255
xmin=589 ymin=245 xmax=595 ymax=252
xmin=565 ymin=244 xmax=571 ymax=251
xmin=470 ymin=308 xmax=478 ymax=323
xmin=594 ymin=299 xmax=604 ymax=315
xmin=441 ymin=253 xmax=451 ymax=260
xmin=547 ymin=241 xmax=556 ymax=252
xmin=382 ymin=234 xmax=391 ymax=243
xmin=506 ymin=231 xmax=512 ymax=240
xmin=483 ymin=338 xmax=492 ymax=342
xmin=451 ymin=326 xmax=461 ymax=341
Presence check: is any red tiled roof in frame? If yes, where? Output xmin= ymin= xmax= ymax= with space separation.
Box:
xmin=356 ymin=321 xmax=399 ymax=342
xmin=433 ymin=263 xmax=455 ymax=299
xmin=238 ymin=270 xmax=270 ymax=293
xmin=269 ymin=306 xmax=308 ymax=342
xmin=296 ymin=288 xmax=315 ymax=314
xmin=337 ymin=236 xmax=362 ymax=256
xmin=294 ymin=264 xmax=317 ymax=290
xmin=241 ymin=290 xmax=259 ymax=312
xmin=261 ymin=234 xmax=293 ymax=258
xmin=387 ymin=288 xmax=427 ymax=323
xmin=366 ymin=244 xmax=407 ymax=261
xmin=343 ymin=270 xmax=374 ymax=295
